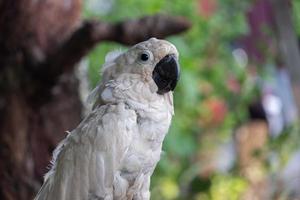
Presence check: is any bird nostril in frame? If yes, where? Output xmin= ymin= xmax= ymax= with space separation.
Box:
xmin=164 ymin=54 xmax=172 ymax=61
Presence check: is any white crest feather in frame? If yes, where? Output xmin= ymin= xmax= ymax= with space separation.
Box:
xmin=86 ymin=49 xmax=124 ymax=111
xmin=101 ymin=49 xmax=124 ymax=73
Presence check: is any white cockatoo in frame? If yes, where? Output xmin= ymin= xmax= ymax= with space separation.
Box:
xmin=35 ymin=38 xmax=180 ymax=200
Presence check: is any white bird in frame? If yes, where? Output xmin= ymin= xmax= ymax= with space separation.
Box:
xmin=35 ymin=38 xmax=180 ymax=200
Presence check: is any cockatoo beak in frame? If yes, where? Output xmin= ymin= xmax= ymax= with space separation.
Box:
xmin=152 ymin=54 xmax=180 ymax=94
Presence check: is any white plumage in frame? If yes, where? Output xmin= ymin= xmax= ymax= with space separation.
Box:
xmin=35 ymin=38 xmax=179 ymax=200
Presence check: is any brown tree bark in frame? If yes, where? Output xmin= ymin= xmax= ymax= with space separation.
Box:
xmin=0 ymin=1 xmax=191 ymax=199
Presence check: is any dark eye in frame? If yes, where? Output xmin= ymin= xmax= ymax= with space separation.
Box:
xmin=140 ymin=53 xmax=149 ymax=61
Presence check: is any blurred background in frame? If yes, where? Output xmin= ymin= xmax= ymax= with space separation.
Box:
xmin=1 ymin=0 xmax=300 ymax=199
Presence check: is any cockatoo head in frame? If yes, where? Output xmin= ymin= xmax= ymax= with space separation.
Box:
xmin=102 ymin=37 xmax=180 ymax=95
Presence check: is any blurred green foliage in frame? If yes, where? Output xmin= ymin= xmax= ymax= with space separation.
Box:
xmin=293 ymin=0 xmax=300 ymax=36
xmin=83 ymin=0 xmax=300 ymax=199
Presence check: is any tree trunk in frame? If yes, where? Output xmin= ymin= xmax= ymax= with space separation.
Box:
xmin=0 ymin=1 xmax=191 ymax=199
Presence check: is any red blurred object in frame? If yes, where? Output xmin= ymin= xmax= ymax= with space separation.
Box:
xmin=226 ymin=75 xmax=241 ymax=94
xmin=197 ymin=0 xmax=218 ymax=19
xmin=200 ymin=97 xmax=228 ymax=126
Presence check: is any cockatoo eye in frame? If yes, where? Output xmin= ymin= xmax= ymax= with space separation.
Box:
xmin=139 ymin=51 xmax=152 ymax=63
xmin=140 ymin=53 xmax=149 ymax=61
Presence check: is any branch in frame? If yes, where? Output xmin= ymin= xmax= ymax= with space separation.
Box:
xmin=109 ymin=14 xmax=192 ymax=45
xmin=33 ymin=14 xmax=191 ymax=86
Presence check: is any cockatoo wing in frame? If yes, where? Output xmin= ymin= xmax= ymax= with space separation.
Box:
xmin=35 ymin=103 xmax=137 ymax=200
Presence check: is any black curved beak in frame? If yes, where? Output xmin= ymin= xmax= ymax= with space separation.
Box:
xmin=152 ymin=54 xmax=180 ymax=95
